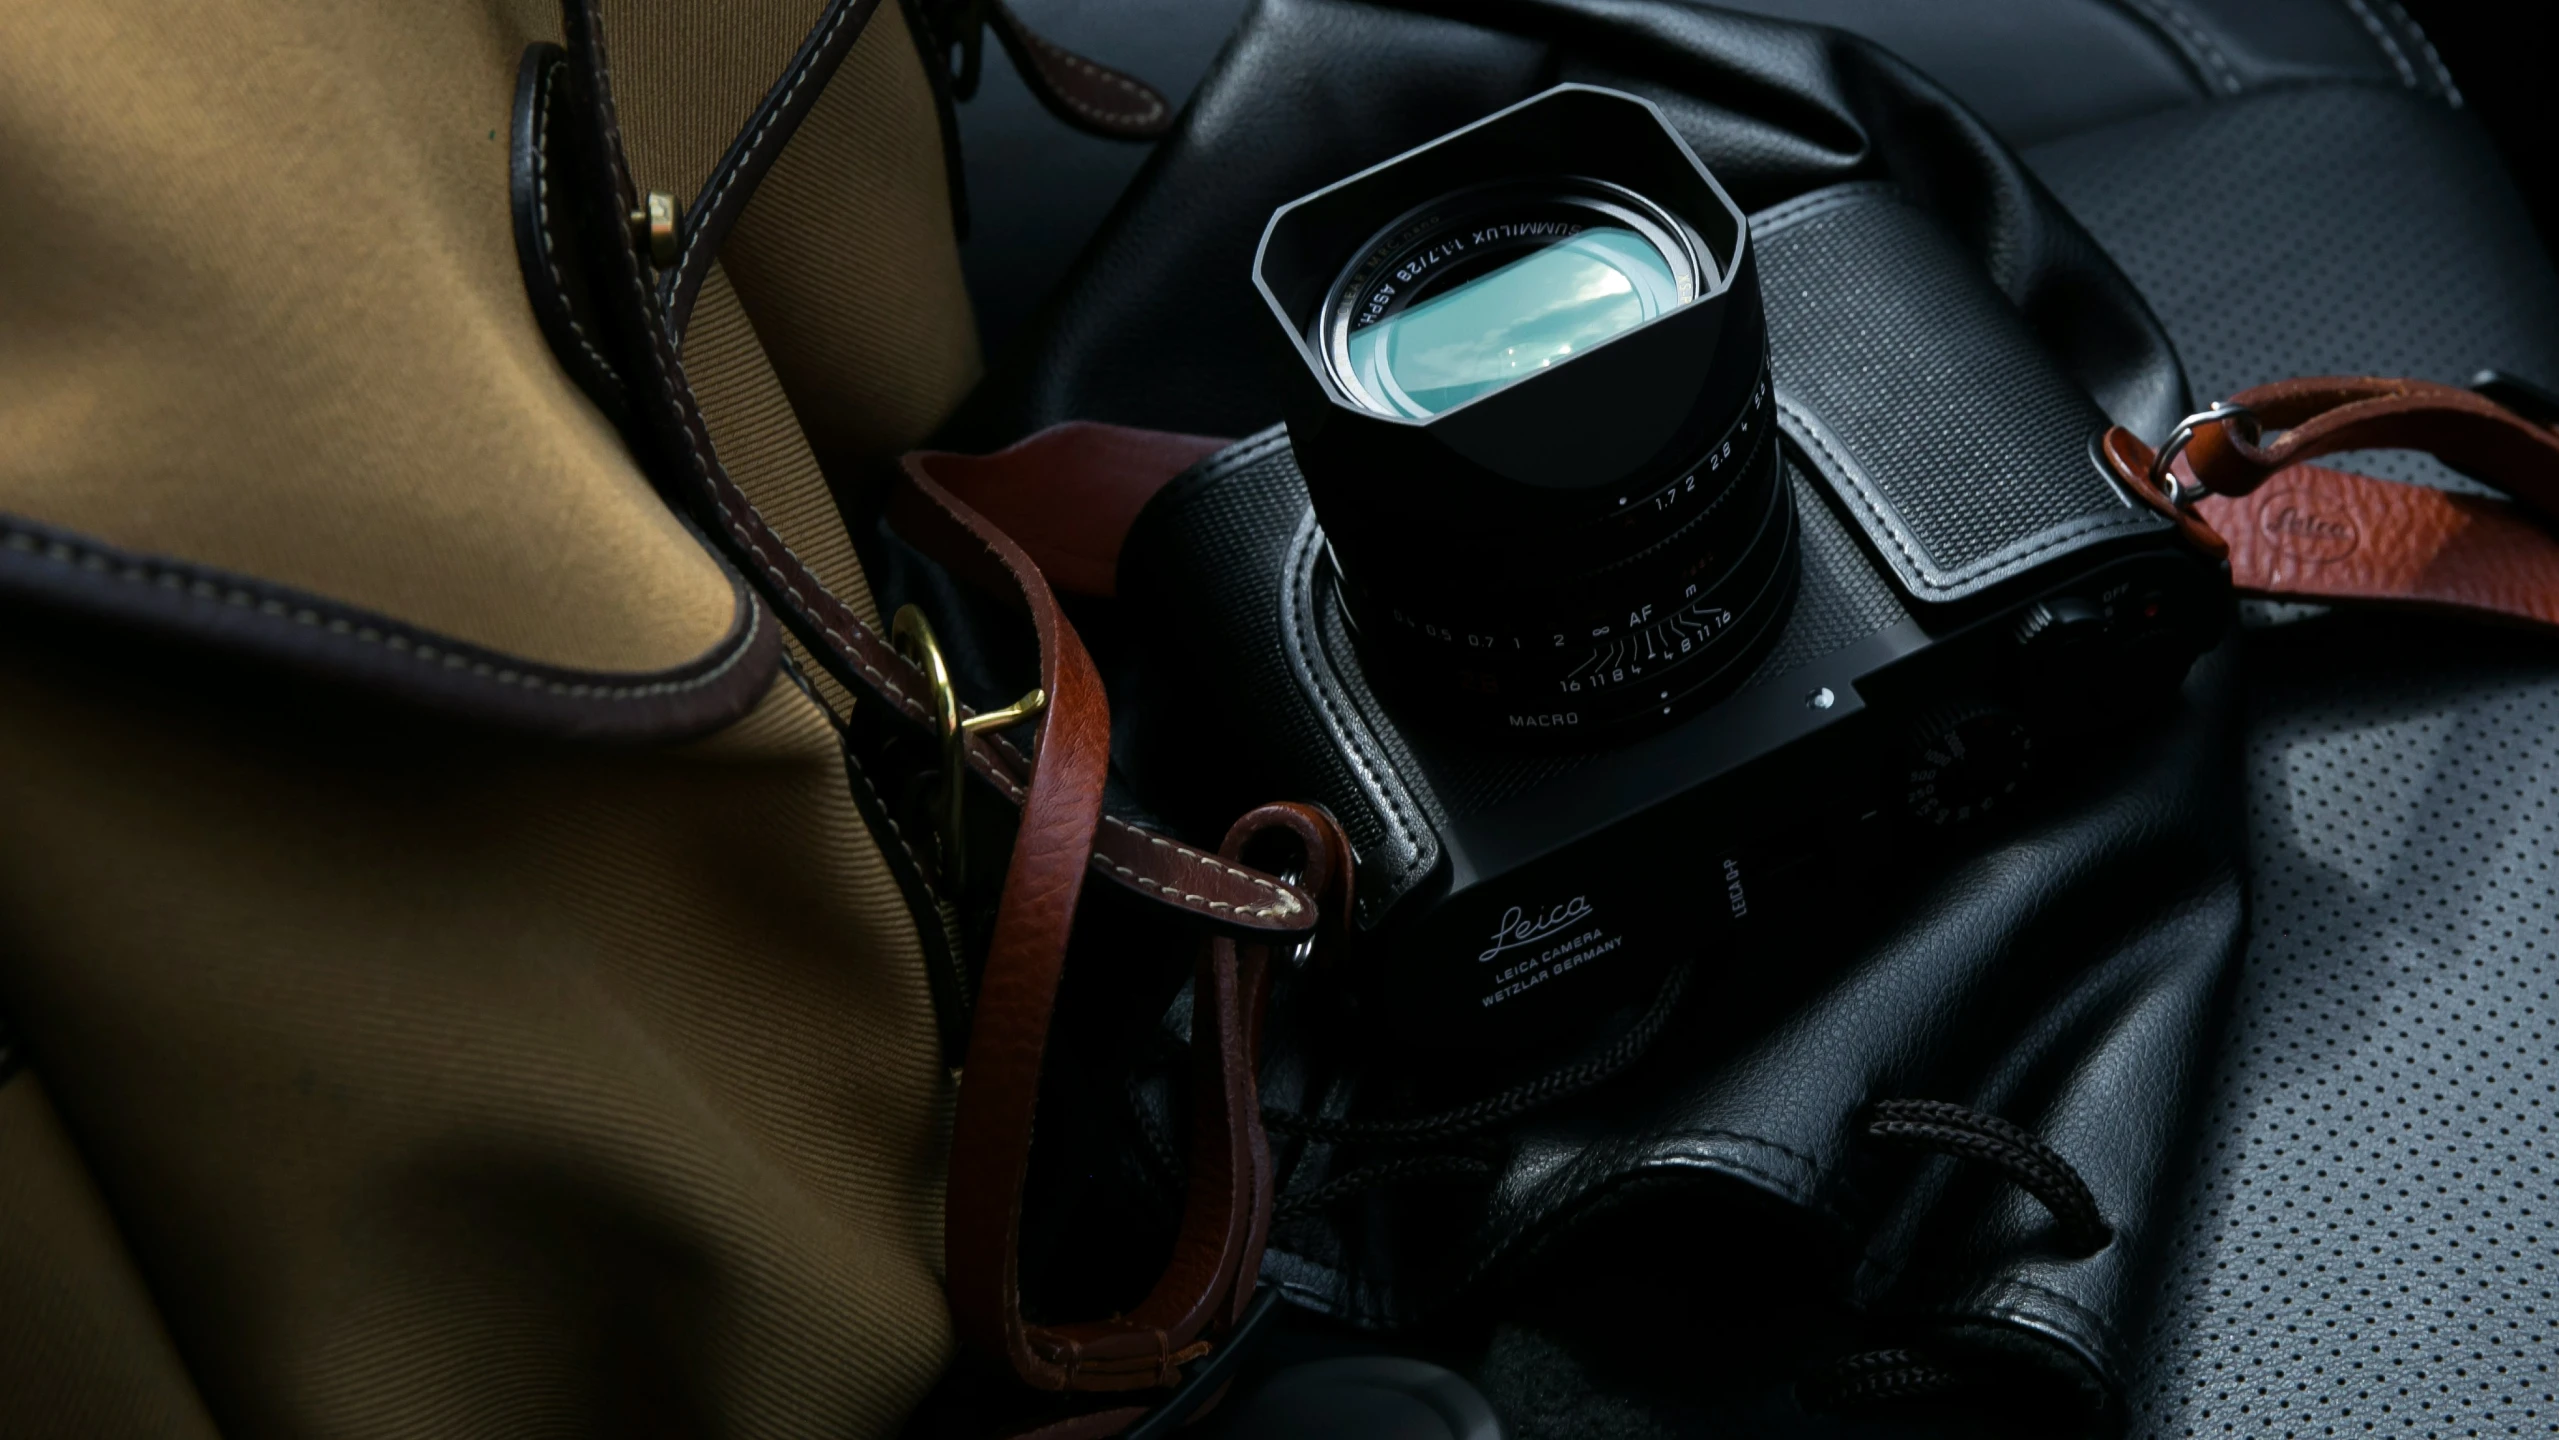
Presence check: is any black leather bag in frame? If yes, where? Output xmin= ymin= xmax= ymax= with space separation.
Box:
xmin=946 ymin=1 xmax=2253 ymax=1430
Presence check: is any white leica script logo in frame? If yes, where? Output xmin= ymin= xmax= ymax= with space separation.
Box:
xmin=1477 ymin=895 xmax=1596 ymax=964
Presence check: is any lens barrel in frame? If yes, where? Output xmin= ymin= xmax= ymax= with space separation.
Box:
xmin=1255 ymin=86 xmax=1792 ymax=734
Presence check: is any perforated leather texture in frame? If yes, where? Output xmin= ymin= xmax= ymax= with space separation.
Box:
xmin=2029 ymin=84 xmax=2559 ymax=490
xmin=2023 ymin=81 xmax=2559 ymax=1438
xmin=2130 ymin=624 xmax=2559 ymax=1437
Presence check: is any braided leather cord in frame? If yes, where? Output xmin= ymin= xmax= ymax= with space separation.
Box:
xmin=1866 ymin=1097 xmax=2111 ymax=1255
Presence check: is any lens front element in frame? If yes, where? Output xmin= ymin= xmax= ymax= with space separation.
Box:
xmin=1337 ymin=225 xmax=1689 ymax=419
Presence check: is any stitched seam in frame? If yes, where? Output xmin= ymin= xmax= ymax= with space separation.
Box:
xmin=1778 ymin=400 xmax=2152 ymax=597
xmin=2116 ymin=0 xmax=2242 ymax=95
xmin=1089 ymin=815 xmax=1302 ymax=920
xmin=1016 ymin=24 xmax=1162 ymax=126
xmin=2336 ymin=0 xmax=2420 ymax=90
xmin=1086 ymin=854 xmax=1293 ymax=919
xmin=671 ymin=0 xmax=865 ymax=313
xmin=582 ymin=0 xmax=928 ymax=729
xmin=842 ymin=734 xmax=948 ymax=916
xmin=2378 ymin=0 xmax=2461 ymax=101
xmin=533 ymin=60 xmax=625 ymax=394
xmin=1749 ymin=181 xmax=1899 ymax=240
xmin=585 ymin=4 xmax=1284 ymax=927
xmin=1282 ymin=513 xmax=1422 ymax=859
xmin=0 ymin=523 xmax=763 ymax=700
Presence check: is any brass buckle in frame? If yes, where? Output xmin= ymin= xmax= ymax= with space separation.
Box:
xmin=892 ymin=604 xmax=1046 ymax=896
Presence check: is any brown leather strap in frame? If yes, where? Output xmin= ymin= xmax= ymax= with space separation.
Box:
xmin=913 ymin=423 xmax=1227 ymax=597
xmin=2182 ymin=377 xmax=2559 ymax=508
xmin=2201 ymin=462 xmax=2559 ymax=624
xmin=894 ymin=448 xmax=1340 ymax=1401
xmin=560 ymin=6 xmax=1327 ymax=1412
xmin=563 ymin=0 xmax=1310 ymax=941
xmin=982 ymin=0 xmax=1174 ymax=141
xmin=948 ymin=798 xmax=1350 ymax=1397
xmin=2099 ymin=376 xmax=2559 ymax=629
xmin=893 ymin=445 xmax=1315 ymax=936
xmin=922 ymin=0 xmax=1175 ymax=141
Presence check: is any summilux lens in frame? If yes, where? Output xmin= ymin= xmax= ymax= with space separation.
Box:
xmin=1255 ymin=86 xmax=1793 ymax=735
xmin=1325 ymin=184 xmax=1699 ymax=421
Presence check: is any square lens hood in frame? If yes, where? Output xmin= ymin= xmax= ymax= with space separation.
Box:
xmin=1254 ymin=85 xmax=1758 ymax=522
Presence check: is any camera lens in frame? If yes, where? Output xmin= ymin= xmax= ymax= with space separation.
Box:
xmin=1324 ymin=185 xmax=1698 ymax=421
xmin=1257 ymin=86 xmax=1795 ymax=735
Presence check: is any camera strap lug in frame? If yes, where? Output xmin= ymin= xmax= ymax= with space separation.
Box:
xmin=2098 ymin=376 xmax=2559 ymax=628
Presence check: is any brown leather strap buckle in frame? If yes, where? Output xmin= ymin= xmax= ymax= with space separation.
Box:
xmin=891 ymin=602 xmax=1047 ymax=898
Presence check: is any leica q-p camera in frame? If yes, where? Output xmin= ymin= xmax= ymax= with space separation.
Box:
xmin=1113 ymin=86 xmax=2228 ymax=1049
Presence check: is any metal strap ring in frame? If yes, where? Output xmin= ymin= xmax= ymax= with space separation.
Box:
xmin=2146 ymin=401 xmax=2259 ymax=507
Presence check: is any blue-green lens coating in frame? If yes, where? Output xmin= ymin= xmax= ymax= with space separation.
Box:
xmin=1340 ymin=227 xmax=1685 ymax=419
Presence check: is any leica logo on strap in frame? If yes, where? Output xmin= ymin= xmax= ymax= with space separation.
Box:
xmin=2260 ymin=502 xmax=2359 ymax=563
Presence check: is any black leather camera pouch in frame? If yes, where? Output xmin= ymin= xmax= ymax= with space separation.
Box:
xmin=955 ymin=0 xmax=2249 ymax=1429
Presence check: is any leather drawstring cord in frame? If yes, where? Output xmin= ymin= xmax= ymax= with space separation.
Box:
xmin=1799 ymin=1348 xmax=1966 ymax=1409
xmin=1800 ymin=1099 xmax=2106 ymax=1415
xmin=1865 ymin=1097 xmax=2111 ymax=1256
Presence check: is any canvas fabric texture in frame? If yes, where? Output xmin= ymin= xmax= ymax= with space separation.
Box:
xmin=0 ymin=0 xmax=982 ymax=1434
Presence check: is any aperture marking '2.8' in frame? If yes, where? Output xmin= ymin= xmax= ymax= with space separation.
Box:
xmin=1256 ymin=88 xmax=1793 ymax=736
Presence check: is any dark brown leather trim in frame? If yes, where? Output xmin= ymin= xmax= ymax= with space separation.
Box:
xmin=559 ymin=0 xmax=1319 ymax=939
xmin=0 ymin=508 xmax=779 ymax=742
xmin=983 ymin=0 xmax=1172 ymax=141
xmin=660 ymin=0 xmax=889 ymax=343
xmin=511 ymin=43 xmax=631 ymax=427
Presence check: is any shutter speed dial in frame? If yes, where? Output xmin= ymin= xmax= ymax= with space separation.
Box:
xmin=1902 ymin=704 xmax=2034 ymax=828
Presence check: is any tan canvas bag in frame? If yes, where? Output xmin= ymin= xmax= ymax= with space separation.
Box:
xmin=0 ymin=2 xmax=1309 ymax=1435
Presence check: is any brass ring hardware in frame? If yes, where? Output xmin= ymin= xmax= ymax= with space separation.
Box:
xmin=629 ymin=190 xmax=683 ymax=268
xmin=892 ymin=604 xmax=1048 ymax=896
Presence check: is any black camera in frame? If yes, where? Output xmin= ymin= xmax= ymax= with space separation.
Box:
xmin=1114 ymin=86 xmax=2227 ymax=1051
